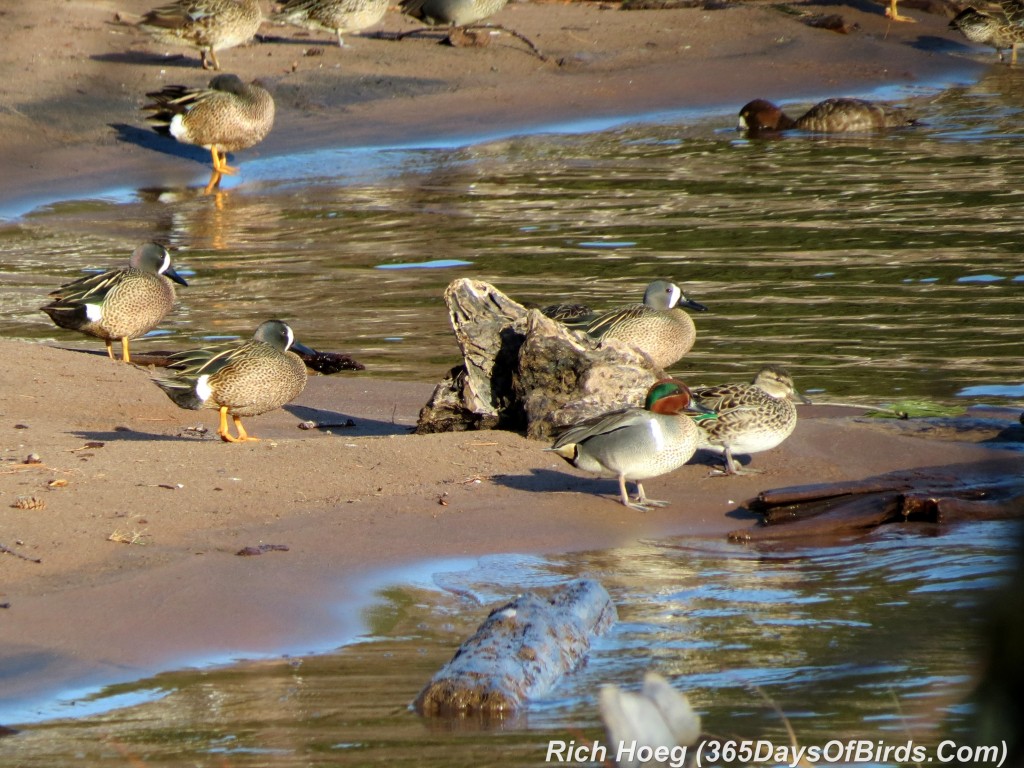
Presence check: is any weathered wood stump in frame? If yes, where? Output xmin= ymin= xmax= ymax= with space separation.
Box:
xmin=729 ymin=465 xmax=1024 ymax=542
xmin=413 ymin=579 xmax=617 ymax=716
xmin=416 ymin=279 xmax=661 ymax=439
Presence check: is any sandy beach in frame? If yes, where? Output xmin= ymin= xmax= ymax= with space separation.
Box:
xmin=0 ymin=0 xmax=1016 ymax=725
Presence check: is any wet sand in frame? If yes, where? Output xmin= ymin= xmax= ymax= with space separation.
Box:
xmin=0 ymin=0 xmax=1012 ymax=726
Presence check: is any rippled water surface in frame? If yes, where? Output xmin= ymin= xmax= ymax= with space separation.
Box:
xmin=5 ymin=523 xmax=1019 ymax=766
xmin=2 ymin=68 xmax=1023 ymax=764
xmin=2 ymin=71 xmax=1023 ymax=406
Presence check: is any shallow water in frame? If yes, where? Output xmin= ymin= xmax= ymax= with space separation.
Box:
xmin=4 ymin=522 xmax=1019 ymax=766
xmin=2 ymin=70 xmax=1023 ymax=407
xmin=2 ymin=67 xmax=1023 ymax=763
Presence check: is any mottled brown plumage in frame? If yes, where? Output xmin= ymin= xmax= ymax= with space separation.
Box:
xmin=273 ymin=0 xmax=388 ymax=46
xmin=399 ymin=0 xmax=507 ymax=26
xmin=738 ymin=98 xmax=916 ymax=136
xmin=139 ymin=0 xmax=263 ymax=70
xmin=155 ymin=320 xmax=314 ymax=442
xmin=143 ymin=74 xmax=275 ymax=176
xmin=949 ymin=5 xmax=1024 ymax=64
xmin=692 ymin=365 xmax=810 ymax=476
xmin=552 ymin=280 xmax=707 ymax=370
xmin=40 ymin=242 xmax=188 ymax=363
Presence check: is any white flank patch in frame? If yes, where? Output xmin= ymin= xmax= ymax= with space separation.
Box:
xmin=195 ymin=374 xmax=213 ymax=403
xmin=169 ymin=114 xmax=189 ymax=143
xmin=85 ymin=303 xmax=103 ymax=322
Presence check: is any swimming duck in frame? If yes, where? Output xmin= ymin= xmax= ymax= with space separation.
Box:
xmin=143 ymin=74 xmax=275 ymax=177
xmin=155 ymin=320 xmax=315 ymax=443
xmin=399 ymin=0 xmax=507 ymax=27
xmin=546 ymin=280 xmax=707 ymax=370
xmin=273 ymin=0 xmax=389 ymax=46
xmin=548 ymin=379 xmax=716 ymax=511
xmin=41 ymin=242 xmax=188 ymax=364
xmin=138 ymin=0 xmax=263 ymax=71
xmin=738 ymin=98 xmax=916 ymax=136
xmin=949 ymin=6 xmax=1024 ymax=64
xmin=691 ymin=365 xmax=810 ymax=476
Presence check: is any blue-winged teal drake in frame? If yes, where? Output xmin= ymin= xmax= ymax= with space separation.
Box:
xmin=41 ymin=242 xmax=187 ymax=364
xmin=548 ymin=379 xmax=715 ymax=511
xmin=139 ymin=0 xmax=263 ymax=71
xmin=399 ymin=0 xmax=507 ymax=27
xmin=547 ymin=280 xmax=707 ymax=370
xmin=691 ymin=364 xmax=810 ymax=476
xmin=273 ymin=0 xmax=388 ymax=46
xmin=950 ymin=4 xmax=1024 ymax=64
xmin=143 ymin=74 xmax=275 ymax=177
xmin=738 ymin=98 xmax=916 ymax=136
xmin=155 ymin=320 xmax=314 ymax=443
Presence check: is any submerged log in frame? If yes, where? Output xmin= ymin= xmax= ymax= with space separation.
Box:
xmin=416 ymin=279 xmax=660 ymax=439
xmin=413 ymin=579 xmax=617 ymax=717
xmin=730 ymin=465 xmax=1024 ymax=542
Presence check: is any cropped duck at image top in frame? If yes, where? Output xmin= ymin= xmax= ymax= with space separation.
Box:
xmin=738 ymin=98 xmax=917 ymax=136
xmin=548 ymin=379 xmax=716 ymax=512
xmin=41 ymin=242 xmax=188 ymax=364
xmin=273 ymin=0 xmax=390 ymax=47
xmin=155 ymin=320 xmax=316 ymax=443
xmin=400 ymin=0 xmax=508 ymax=28
xmin=691 ymin=364 xmax=811 ymax=476
xmin=545 ymin=280 xmax=708 ymax=370
xmin=138 ymin=0 xmax=264 ymax=71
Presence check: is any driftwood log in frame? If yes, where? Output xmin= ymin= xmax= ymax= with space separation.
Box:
xmin=414 ymin=579 xmax=617 ymax=717
xmin=729 ymin=465 xmax=1024 ymax=542
xmin=416 ymin=279 xmax=662 ymax=439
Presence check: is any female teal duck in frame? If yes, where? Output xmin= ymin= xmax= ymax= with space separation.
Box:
xmin=41 ymin=242 xmax=188 ymax=364
xmin=548 ymin=379 xmax=715 ymax=511
xmin=547 ymin=280 xmax=707 ymax=370
xmin=144 ymin=74 xmax=275 ymax=177
xmin=691 ymin=365 xmax=810 ymax=476
xmin=273 ymin=0 xmax=389 ymax=46
xmin=949 ymin=5 xmax=1024 ymax=65
xmin=738 ymin=98 xmax=916 ymax=136
xmin=139 ymin=0 xmax=263 ymax=71
xmin=155 ymin=320 xmax=315 ymax=443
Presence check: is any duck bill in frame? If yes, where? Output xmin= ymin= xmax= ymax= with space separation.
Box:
xmin=682 ymin=298 xmax=708 ymax=312
xmin=794 ymin=391 xmax=813 ymax=405
xmin=165 ymin=266 xmax=189 ymax=287
xmin=686 ymin=399 xmax=716 ymax=417
xmin=291 ymin=340 xmax=318 ymax=357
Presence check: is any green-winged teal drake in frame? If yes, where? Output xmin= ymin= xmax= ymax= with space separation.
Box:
xmin=548 ymin=379 xmax=715 ymax=511
xmin=273 ymin=0 xmax=388 ymax=46
xmin=546 ymin=280 xmax=707 ymax=370
xmin=738 ymin=98 xmax=916 ymax=136
xmin=155 ymin=320 xmax=314 ymax=443
xmin=399 ymin=0 xmax=507 ymax=27
xmin=143 ymin=74 xmax=275 ymax=177
xmin=691 ymin=364 xmax=810 ymax=476
xmin=41 ymin=242 xmax=187 ymax=364
xmin=139 ymin=0 xmax=263 ymax=70
xmin=950 ymin=4 xmax=1024 ymax=64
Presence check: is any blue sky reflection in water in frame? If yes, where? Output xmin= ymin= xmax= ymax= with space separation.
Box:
xmin=2 ymin=69 xmax=1022 ymax=409
xmin=0 ymin=70 xmax=1022 ymax=765
xmin=4 ymin=522 xmax=1019 ymax=766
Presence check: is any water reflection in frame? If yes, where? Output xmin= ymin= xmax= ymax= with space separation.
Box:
xmin=5 ymin=522 xmax=1017 ymax=766
xmin=2 ymin=74 xmax=1023 ymax=401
